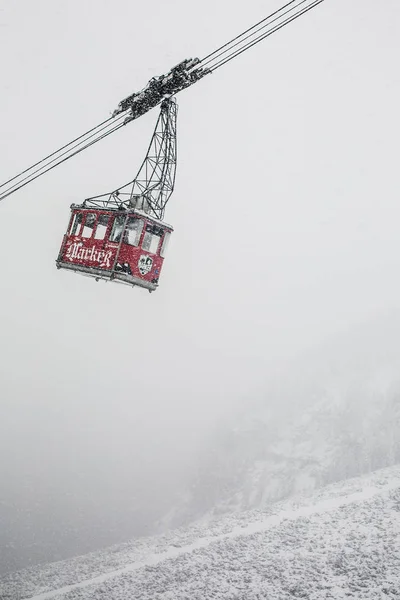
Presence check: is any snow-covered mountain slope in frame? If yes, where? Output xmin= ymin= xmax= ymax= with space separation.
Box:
xmin=2 ymin=465 xmax=400 ymax=600
xmin=162 ymin=313 xmax=400 ymax=528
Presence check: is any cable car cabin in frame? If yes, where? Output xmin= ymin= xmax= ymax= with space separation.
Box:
xmin=56 ymin=205 xmax=172 ymax=292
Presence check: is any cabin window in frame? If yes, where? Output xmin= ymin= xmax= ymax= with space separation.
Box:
xmin=94 ymin=215 xmax=110 ymax=240
xmin=125 ymin=217 xmax=144 ymax=246
xmin=69 ymin=212 xmax=83 ymax=236
xmin=160 ymin=231 xmax=171 ymax=258
xmin=142 ymin=226 xmax=162 ymax=254
xmin=109 ymin=215 xmax=126 ymax=243
xmin=82 ymin=213 xmax=96 ymax=238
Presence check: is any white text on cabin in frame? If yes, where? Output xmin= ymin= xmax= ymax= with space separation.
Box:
xmin=65 ymin=242 xmax=114 ymax=269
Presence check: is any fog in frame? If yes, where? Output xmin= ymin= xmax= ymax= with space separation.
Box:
xmin=1 ymin=0 xmax=399 ymax=574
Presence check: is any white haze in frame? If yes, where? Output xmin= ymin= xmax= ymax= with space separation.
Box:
xmin=0 ymin=0 xmax=399 ymax=573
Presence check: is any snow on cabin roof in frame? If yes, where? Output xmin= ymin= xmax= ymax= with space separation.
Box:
xmin=69 ymin=204 xmax=173 ymax=230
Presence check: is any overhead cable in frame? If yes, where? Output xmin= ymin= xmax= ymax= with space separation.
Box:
xmin=0 ymin=118 xmax=126 ymax=202
xmin=0 ymin=0 xmax=325 ymax=202
xmin=197 ymin=0 xmax=325 ymax=73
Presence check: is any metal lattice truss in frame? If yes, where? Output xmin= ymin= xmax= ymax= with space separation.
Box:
xmin=84 ymin=98 xmax=177 ymax=221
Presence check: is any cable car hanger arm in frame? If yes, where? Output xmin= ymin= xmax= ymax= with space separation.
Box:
xmin=84 ymin=98 xmax=178 ymax=221
xmin=0 ymin=0 xmax=325 ymax=203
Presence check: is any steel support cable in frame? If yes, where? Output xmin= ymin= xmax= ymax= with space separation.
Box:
xmin=210 ymin=3 xmax=325 ymax=73
xmin=0 ymin=115 xmax=115 ymax=192
xmin=197 ymin=0 xmax=314 ymax=72
xmin=0 ymin=115 xmax=126 ymax=200
xmin=198 ymin=0 xmax=324 ymax=74
xmin=209 ymin=0 xmax=324 ymax=73
xmin=0 ymin=113 xmax=126 ymax=195
xmin=0 ymin=119 xmax=126 ymax=202
xmin=199 ymin=0 xmax=300 ymax=63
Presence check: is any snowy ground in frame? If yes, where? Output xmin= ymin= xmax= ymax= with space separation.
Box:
xmin=2 ymin=465 xmax=400 ymax=599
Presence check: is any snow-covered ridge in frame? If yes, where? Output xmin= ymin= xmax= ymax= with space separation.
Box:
xmin=164 ymin=329 xmax=400 ymax=528
xmin=2 ymin=465 xmax=400 ymax=599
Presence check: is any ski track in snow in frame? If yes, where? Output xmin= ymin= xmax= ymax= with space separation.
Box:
xmin=26 ymin=480 xmax=399 ymax=600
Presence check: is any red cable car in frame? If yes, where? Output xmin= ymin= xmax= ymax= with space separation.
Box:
xmin=56 ymin=98 xmax=177 ymax=292
xmin=57 ymin=204 xmax=173 ymax=291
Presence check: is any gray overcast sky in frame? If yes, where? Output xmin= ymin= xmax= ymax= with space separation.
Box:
xmin=0 ymin=0 xmax=399 ymax=569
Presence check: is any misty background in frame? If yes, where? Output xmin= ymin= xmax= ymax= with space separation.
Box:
xmin=1 ymin=0 xmax=400 ymax=574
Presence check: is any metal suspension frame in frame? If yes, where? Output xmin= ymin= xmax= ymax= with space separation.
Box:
xmin=0 ymin=1 xmax=327 ymax=205
xmin=84 ymin=97 xmax=177 ymax=221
